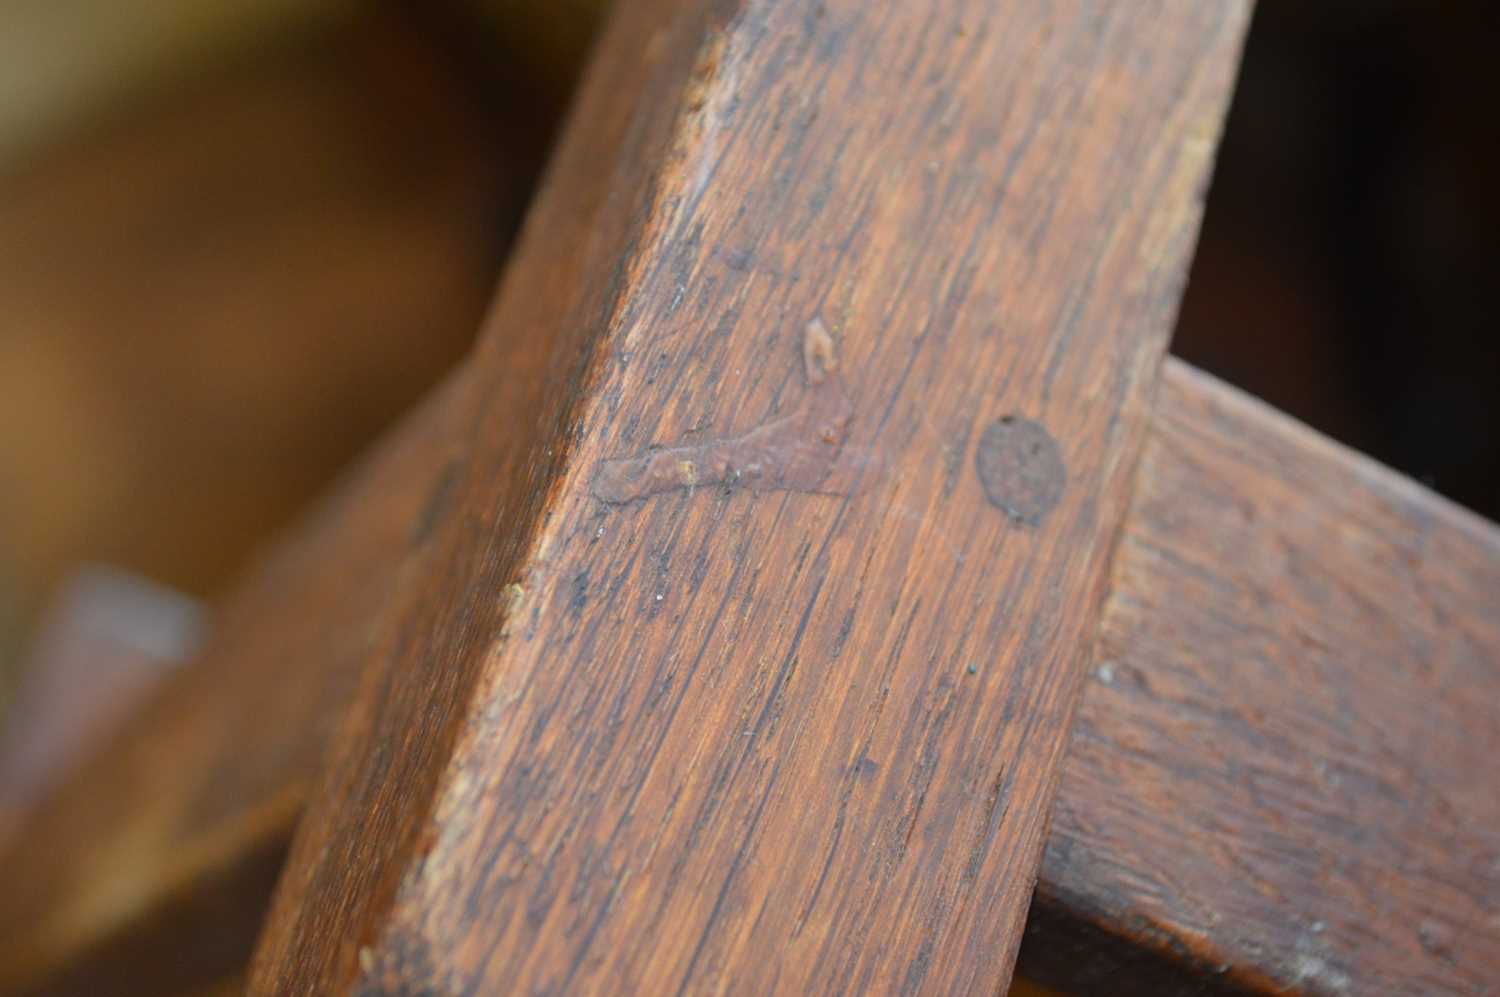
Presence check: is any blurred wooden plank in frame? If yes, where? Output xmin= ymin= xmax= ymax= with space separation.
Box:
xmin=247 ymin=0 xmax=1246 ymax=992
xmin=0 ymin=567 xmax=202 ymax=840
xmin=0 ymin=0 xmax=355 ymax=168
xmin=1021 ymin=358 xmax=1500 ymax=996
xmin=0 ymin=9 xmax=525 ymax=676
xmin=0 ymin=367 xmax=475 ymax=997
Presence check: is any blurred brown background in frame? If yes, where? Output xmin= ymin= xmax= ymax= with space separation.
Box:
xmin=1174 ymin=2 xmax=1499 ymax=519
xmin=0 ymin=0 xmax=1495 ymax=717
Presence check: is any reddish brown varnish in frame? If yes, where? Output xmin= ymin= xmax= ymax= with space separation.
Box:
xmin=14 ymin=361 xmax=1495 ymax=996
xmin=0 ymin=1 xmax=1253 ymax=993
xmin=1021 ymin=359 xmax=1500 ymax=997
xmin=247 ymin=0 xmax=1248 ymax=992
xmin=0 ymin=10 xmax=522 ymax=643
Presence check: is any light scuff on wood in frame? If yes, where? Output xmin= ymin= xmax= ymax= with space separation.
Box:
xmin=593 ymin=318 xmax=876 ymax=504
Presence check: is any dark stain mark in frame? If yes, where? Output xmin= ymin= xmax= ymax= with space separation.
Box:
xmin=568 ymin=571 xmax=589 ymax=620
xmin=831 ymin=608 xmax=855 ymax=658
xmin=411 ymin=459 xmax=461 ymax=545
xmin=893 ymin=675 xmax=956 ymax=866
xmin=900 ymin=935 xmax=935 ymax=996
xmin=792 ymin=538 xmax=813 ymax=579
xmin=722 ymin=246 xmax=754 ymax=270
xmin=964 ymin=767 xmax=1011 ymax=885
xmin=974 ymin=415 xmax=1066 ymax=525
xmin=690 ymin=549 xmax=712 ymax=589
xmin=593 ymin=318 xmax=879 ymax=504
xmin=1417 ymin=920 xmax=1454 ymax=960
xmin=794 ymin=783 xmax=850 ymax=940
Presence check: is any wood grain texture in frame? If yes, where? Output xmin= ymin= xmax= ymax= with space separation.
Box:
xmin=1021 ymin=358 xmax=1500 ymax=997
xmin=0 ymin=1 xmax=1245 ymax=991
xmin=247 ymin=0 xmax=1247 ymax=992
xmin=11 ymin=357 xmax=1497 ymax=996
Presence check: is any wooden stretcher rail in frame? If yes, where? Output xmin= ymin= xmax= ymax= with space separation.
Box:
xmin=1021 ymin=358 xmax=1500 ymax=997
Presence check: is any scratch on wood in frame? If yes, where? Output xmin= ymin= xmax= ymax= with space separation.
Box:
xmin=593 ymin=318 xmax=879 ymax=504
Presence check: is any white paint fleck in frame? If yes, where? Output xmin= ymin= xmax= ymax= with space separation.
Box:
xmin=1287 ymin=927 xmax=1350 ymax=993
xmin=1289 ymin=953 xmax=1350 ymax=993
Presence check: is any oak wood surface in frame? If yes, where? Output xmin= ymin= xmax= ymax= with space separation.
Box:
xmin=0 ymin=0 xmax=1246 ymax=992
xmin=1021 ymin=359 xmax=1500 ymax=996
xmin=244 ymin=0 xmax=1246 ymax=991
xmin=13 ymin=356 xmax=1497 ymax=995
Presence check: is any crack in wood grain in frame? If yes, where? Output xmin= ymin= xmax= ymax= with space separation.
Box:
xmin=593 ymin=318 xmax=877 ymax=504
